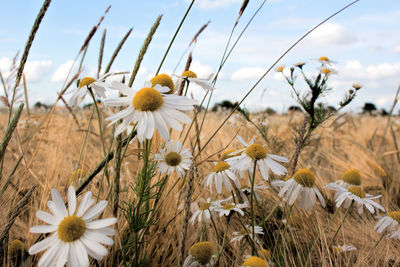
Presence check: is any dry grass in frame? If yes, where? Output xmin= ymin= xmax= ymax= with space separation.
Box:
xmin=1 ymin=108 xmax=400 ymax=266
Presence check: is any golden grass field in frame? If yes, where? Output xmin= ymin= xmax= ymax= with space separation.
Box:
xmin=1 ymin=108 xmax=400 ymax=266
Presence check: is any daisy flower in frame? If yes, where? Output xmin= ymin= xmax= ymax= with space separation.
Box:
xmin=154 ymin=140 xmax=192 ymax=178
xmin=69 ymin=76 xmax=108 ymax=107
xmin=326 ymin=169 xmax=362 ymax=190
xmin=334 ymin=186 xmax=384 ymax=215
xmin=173 ymin=70 xmax=215 ymax=92
xmin=271 ymin=169 xmax=326 ymax=211
xmin=205 ymin=161 xmax=240 ymax=194
xmin=332 ymin=244 xmax=357 ymax=253
xmin=216 ymin=202 xmax=248 ymax=217
xmin=183 ymin=241 xmax=215 ymax=267
xmin=150 ymin=73 xmax=175 ymax=94
xmin=226 ymin=136 xmax=288 ymax=181
xmin=374 ymin=211 xmax=400 ymax=239
xmin=231 ymin=225 xmax=264 ymax=243
xmin=28 ymin=186 xmax=116 ymax=267
xmin=241 ymin=256 xmax=268 ymax=267
xmin=190 ymin=198 xmax=220 ymax=224
xmin=104 ymin=81 xmax=197 ymax=140
xmin=325 ymin=169 xmax=362 ymax=199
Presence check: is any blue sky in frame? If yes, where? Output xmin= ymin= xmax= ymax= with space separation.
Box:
xmin=1 ymin=0 xmax=399 ymax=113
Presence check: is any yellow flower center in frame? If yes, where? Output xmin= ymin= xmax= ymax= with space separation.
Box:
xmin=352 ymin=83 xmax=362 ymax=90
xmin=212 ymin=161 xmax=230 ymax=173
xmin=150 ymin=74 xmax=175 ymax=94
xmin=388 ymin=211 xmax=400 ymax=224
xmin=258 ymin=249 xmax=271 ymax=260
xmin=293 ymin=169 xmax=316 ymax=187
xmin=199 ymin=202 xmax=211 ymax=211
xmin=242 ymin=256 xmax=268 ymax=267
xmin=9 ymin=239 xmax=25 ymax=257
xmin=321 ymin=68 xmax=332 ymax=74
xmin=348 ymin=187 xmax=366 ymax=198
xmin=189 ymin=241 xmax=214 ymax=265
xmin=164 ymin=152 xmax=182 ymax=167
xmin=222 ymin=203 xmax=234 ymax=210
xmin=276 ymin=66 xmax=284 ymax=72
xmin=132 ymin=87 xmax=164 ymax=111
xmin=341 ymin=169 xmax=361 ymax=186
xmin=79 ymin=77 xmax=96 ymax=88
xmin=181 ymin=70 xmax=197 ymax=78
xmin=319 ymin=56 xmax=329 ymax=62
xmin=57 ymin=215 xmax=86 ymax=242
xmin=295 ymin=62 xmax=305 ymax=68
xmin=245 ymin=144 xmax=267 ymax=160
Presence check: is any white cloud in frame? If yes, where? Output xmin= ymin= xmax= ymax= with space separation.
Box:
xmin=394 ymin=45 xmax=400 ymax=54
xmin=51 ymin=60 xmax=76 ymax=82
xmin=231 ymin=67 xmax=265 ymax=81
xmin=339 ymin=60 xmax=400 ymax=81
xmin=190 ymin=61 xmax=213 ymax=78
xmin=0 ymin=57 xmax=13 ymax=72
xmin=309 ymin=23 xmax=357 ymax=46
xmin=24 ymin=60 xmax=52 ymax=83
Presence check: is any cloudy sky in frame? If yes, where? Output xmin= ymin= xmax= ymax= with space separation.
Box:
xmin=1 ymin=0 xmax=399 ymax=113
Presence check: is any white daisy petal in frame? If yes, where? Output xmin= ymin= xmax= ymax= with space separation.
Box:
xmin=68 ymin=186 xmax=76 ymax=216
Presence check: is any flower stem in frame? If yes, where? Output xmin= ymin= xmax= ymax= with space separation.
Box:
xmin=371 ymin=233 xmax=386 ymax=250
xmin=304 ymin=206 xmax=341 ymax=265
xmin=329 ymin=201 xmax=354 ymax=247
xmin=209 ymin=210 xmax=221 ymax=242
xmin=250 ymin=160 xmax=258 ymax=255
xmin=215 ymin=217 xmax=230 ymax=265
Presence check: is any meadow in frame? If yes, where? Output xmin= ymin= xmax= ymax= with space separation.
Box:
xmin=1 ymin=0 xmax=400 ymax=266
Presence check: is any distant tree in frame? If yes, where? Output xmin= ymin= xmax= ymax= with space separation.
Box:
xmin=380 ymin=109 xmax=388 ymax=116
xmin=362 ymin=102 xmax=377 ymax=114
xmin=288 ymin=105 xmax=302 ymax=112
xmin=264 ymin=107 xmax=276 ymax=115
xmin=211 ymin=100 xmax=239 ymax=112
xmin=327 ymin=106 xmax=337 ymax=112
xmin=33 ymin=101 xmax=50 ymax=110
